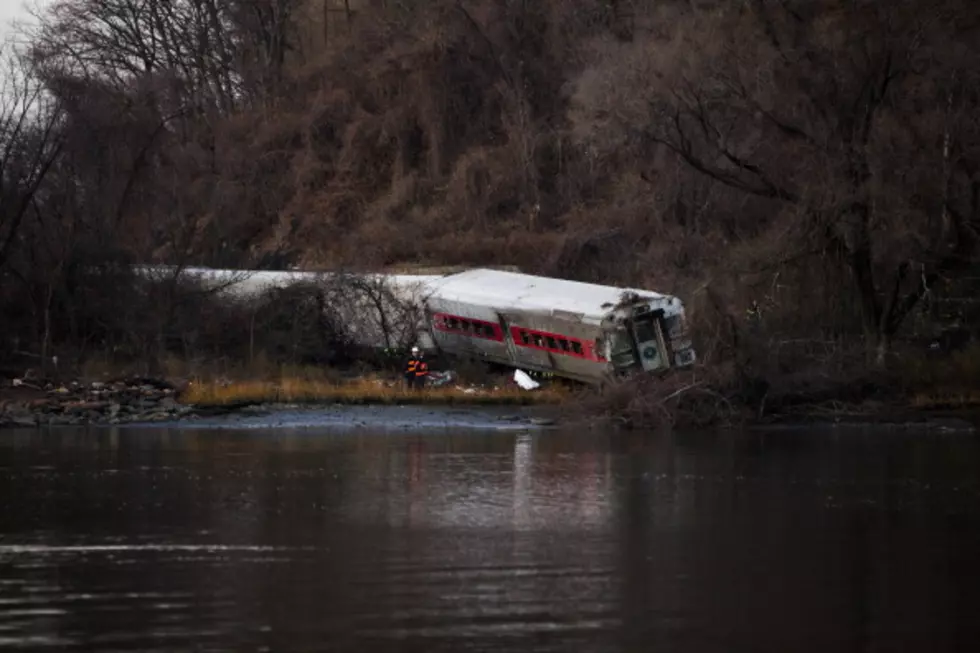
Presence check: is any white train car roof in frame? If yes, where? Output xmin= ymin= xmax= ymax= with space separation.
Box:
xmin=133 ymin=265 xmax=441 ymax=300
xmin=421 ymin=268 xmax=675 ymax=321
xmin=133 ymin=265 xmax=682 ymax=322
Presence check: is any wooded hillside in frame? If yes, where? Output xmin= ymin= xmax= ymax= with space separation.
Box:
xmin=1 ymin=0 xmax=978 ymax=384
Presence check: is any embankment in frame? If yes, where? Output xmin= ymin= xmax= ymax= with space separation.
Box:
xmin=0 ymin=375 xmax=563 ymax=429
xmin=4 ymin=358 xmax=978 ymax=432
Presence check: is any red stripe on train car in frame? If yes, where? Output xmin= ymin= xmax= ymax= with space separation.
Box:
xmin=509 ymin=326 xmax=605 ymax=362
xmin=431 ymin=312 xmax=505 ymax=342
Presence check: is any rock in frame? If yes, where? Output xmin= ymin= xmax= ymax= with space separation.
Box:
xmin=65 ymin=401 xmax=110 ymax=414
xmin=158 ymin=397 xmax=178 ymax=411
xmin=108 ymin=403 xmax=121 ymax=417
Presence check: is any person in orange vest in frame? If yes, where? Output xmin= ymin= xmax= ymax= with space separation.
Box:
xmin=414 ymin=349 xmax=429 ymax=389
xmin=404 ymin=347 xmax=420 ymax=389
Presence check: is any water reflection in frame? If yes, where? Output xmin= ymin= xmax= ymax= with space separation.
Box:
xmin=0 ymin=425 xmax=979 ymax=652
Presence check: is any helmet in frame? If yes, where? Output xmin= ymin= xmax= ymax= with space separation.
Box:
xmin=411 ymin=346 xmax=419 ymax=355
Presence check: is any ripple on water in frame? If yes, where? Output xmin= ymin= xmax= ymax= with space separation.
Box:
xmin=1 ymin=424 xmax=979 ymax=652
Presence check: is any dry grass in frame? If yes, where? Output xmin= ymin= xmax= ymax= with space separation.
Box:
xmin=896 ymin=345 xmax=980 ymax=410
xmin=909 ymin=390 xmax=980 ymax=410
xmin=180 ymin=376 xmax=567 ymax=407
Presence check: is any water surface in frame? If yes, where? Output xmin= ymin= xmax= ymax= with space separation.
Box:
xmin=1 ymin=423 xmax=979 ymax=652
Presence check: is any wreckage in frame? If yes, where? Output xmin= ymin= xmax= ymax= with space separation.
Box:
xmin=134 ymin=266 xmax=696 ymax=385
xmin=420 ymin=269 xmax=695 ymax=384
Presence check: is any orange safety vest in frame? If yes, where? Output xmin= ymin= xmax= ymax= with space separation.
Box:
xmin=415 ymin=360 xmax=429 ymax=377
xmin=405 ymin=358 xmax=418 ymax=375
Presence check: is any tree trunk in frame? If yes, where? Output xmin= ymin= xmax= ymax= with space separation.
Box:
xmin=874 ymin=333 xmax=890 ymax=369
xmin=848 ymin=246 xmax=888 ymax=369
xmin=249 ymin=309 xmax=257 ymax=366
xmin=41 ymin=301 xmax=52 ymax=376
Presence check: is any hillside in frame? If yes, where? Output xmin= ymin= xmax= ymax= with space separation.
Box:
xmin=1 ymin=0 xmax=978 ymax=406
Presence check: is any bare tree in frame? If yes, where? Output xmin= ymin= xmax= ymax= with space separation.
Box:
xmin=319 ymin=272 xmax=427 ymax=351
xmin=0 ymin=44 xmax=65 ymax=272
xmin=571 ymin=0 xmax=980 ymax=365
xmin=30 ymin=0 xmax=305 ymax=114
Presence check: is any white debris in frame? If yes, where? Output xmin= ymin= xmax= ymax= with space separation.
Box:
xmin=513 ymin=369 xmax=540 ymax=391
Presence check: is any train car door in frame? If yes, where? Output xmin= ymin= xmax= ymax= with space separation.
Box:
xmin=495 ymin=312 xmax=520 ymax=365
xmin=629 ymin=312 xmax=669 ymax=373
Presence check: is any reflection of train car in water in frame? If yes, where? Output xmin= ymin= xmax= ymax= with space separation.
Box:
xmin=417 ymin=269 xmax=696 ymax=386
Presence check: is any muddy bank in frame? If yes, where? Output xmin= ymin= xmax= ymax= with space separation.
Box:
xmin=3 ymin=375 xmax=973 ymax=433
xmin=0 ymin=376 xmax=557 ymax=430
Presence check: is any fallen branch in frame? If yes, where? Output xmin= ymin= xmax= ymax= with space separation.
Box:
xmin=659 ymin=381 xmax=706 ymax=402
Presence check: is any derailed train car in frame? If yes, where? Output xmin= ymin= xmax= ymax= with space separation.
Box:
xmin=132 ymin=265 xmax=696 ymax=384
xmin=132 ymin=265 xmax=442 ymax=351
xmin=417 ymin=269 xmax=696 ymax=385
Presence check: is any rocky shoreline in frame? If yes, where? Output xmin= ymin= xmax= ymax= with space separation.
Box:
xmin=0 ymin=377 xmax=200 ymax=428
xmin=3 ymin=376 xmax=975 ymax=432
xmin=0 ymin=376 xmax=554 ymax=429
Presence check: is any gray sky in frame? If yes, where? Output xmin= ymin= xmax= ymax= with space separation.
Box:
xmin=1 ymin=0 xmax=44 ymax=44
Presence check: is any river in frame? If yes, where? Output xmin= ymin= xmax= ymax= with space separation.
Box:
xmin=1 ymin=419 xmax=979 ymax=652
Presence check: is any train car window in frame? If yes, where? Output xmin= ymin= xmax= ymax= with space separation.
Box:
xmin=534 ymin=335 xmax=544 ymax=347
xmin=520 ymin=331 xmax=530 ymax=345
xmin=559 ymin=339 xmax=570 ymax=352
xmin=484 ymin=325 xmax=496 ymax=338
xmin=545 ymin=336 xmax=557 ymax=349
xmin=571 ymin=341 xmax=583 ymax=355
xmin=448 ymin=317 xmax=459 ymax=330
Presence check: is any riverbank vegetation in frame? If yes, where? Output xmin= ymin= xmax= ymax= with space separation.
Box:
xmin=1 ymin=0 xmax=978 ymax=427
xmin=577 ymin=344 xmax=980 ymax=430
xmin=181 ymin=377 xmax=566 ymax=408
